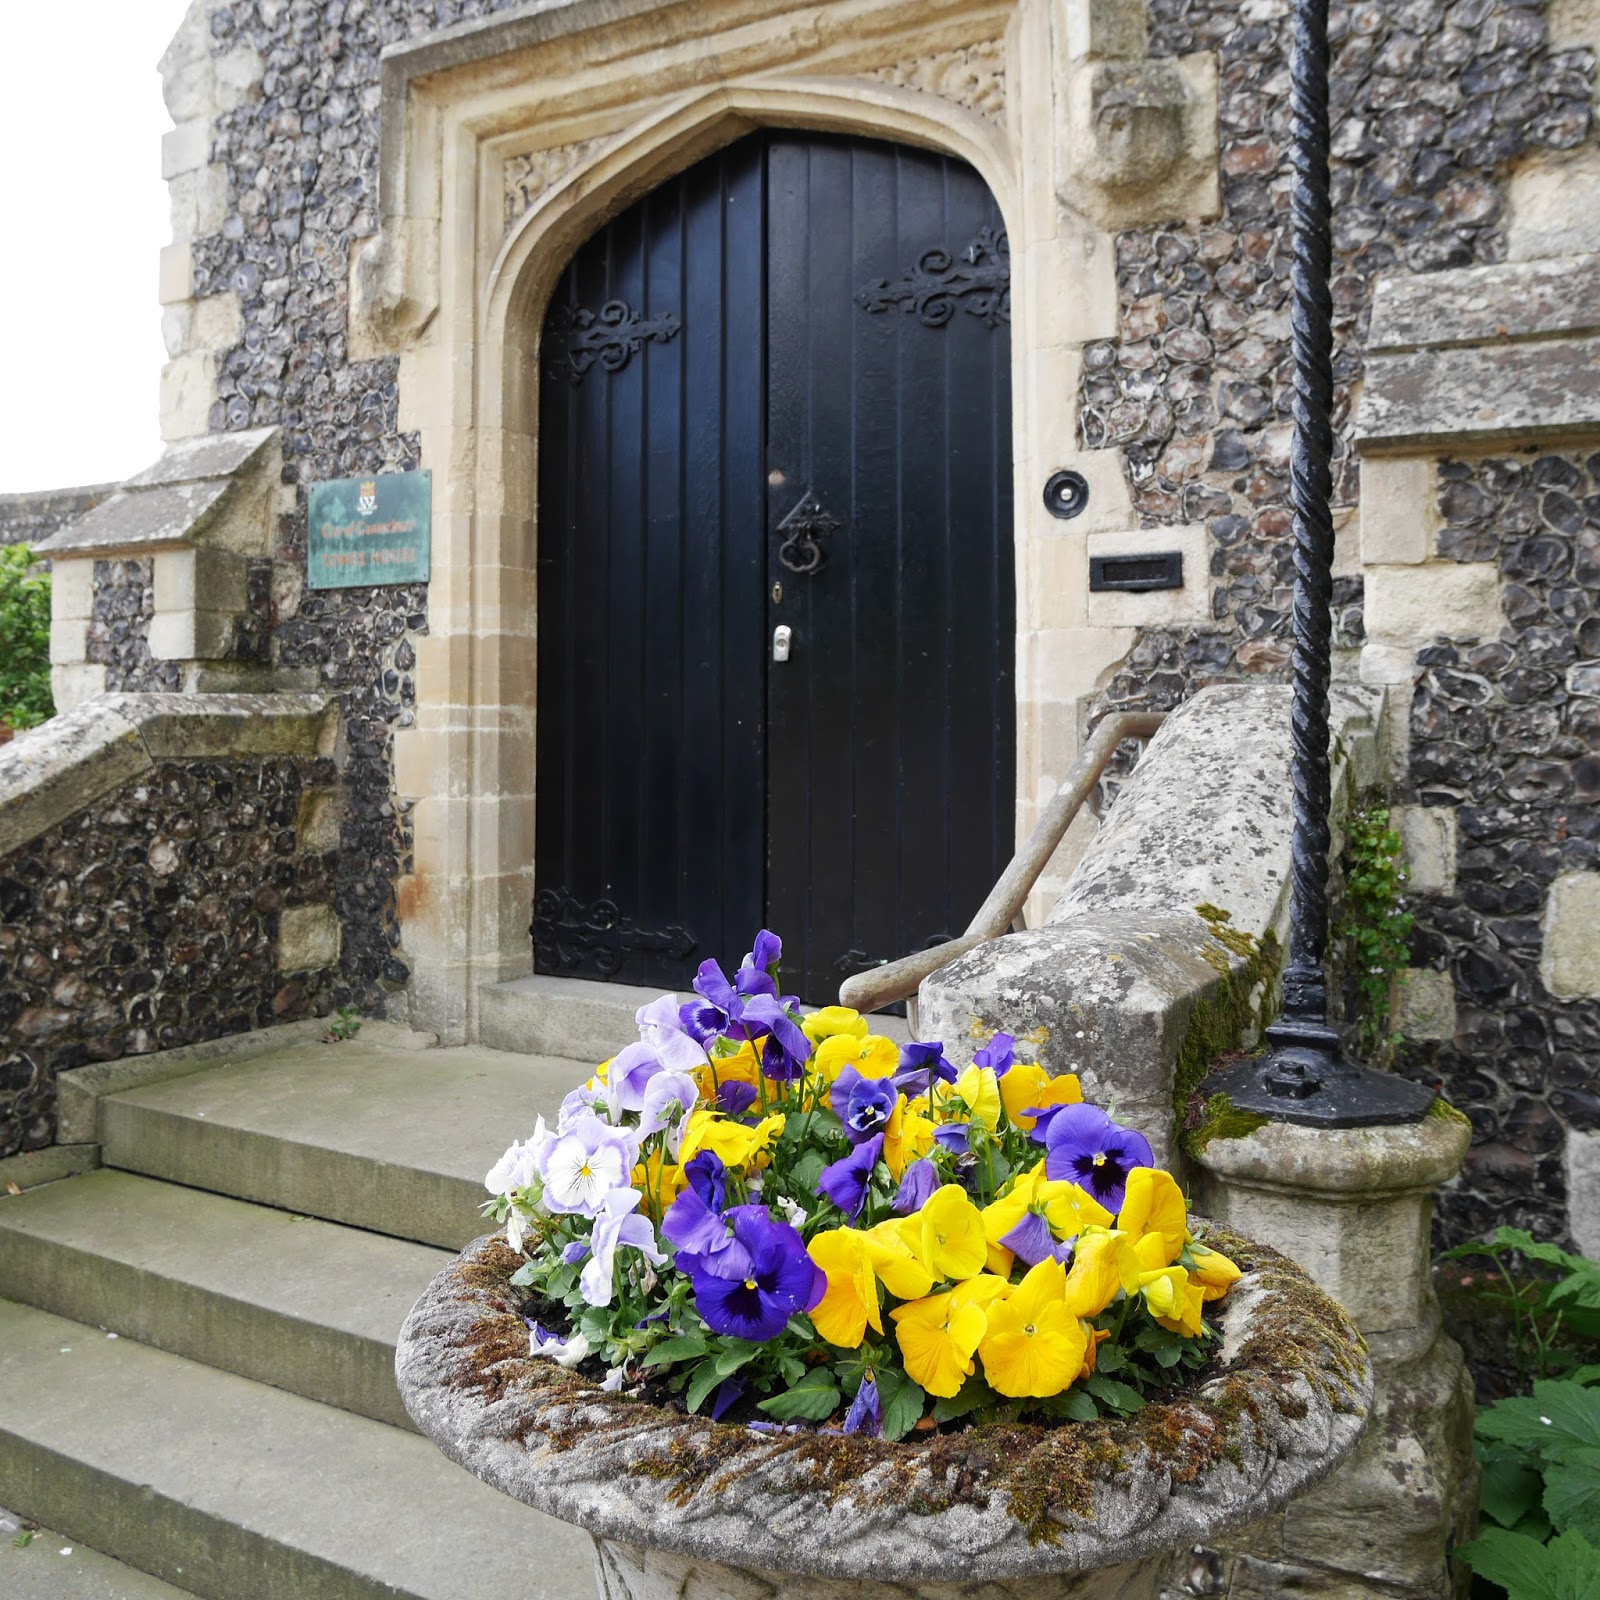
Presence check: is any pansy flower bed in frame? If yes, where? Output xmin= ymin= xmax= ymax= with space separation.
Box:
xmin=483 ymin=932 xmax=1242 ymax=1440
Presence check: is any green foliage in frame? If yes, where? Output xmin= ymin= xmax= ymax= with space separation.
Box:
xmin=1443 ymin=1231 xmax=1600 ymax=1598
xmin=1334 ymin=801 xmax=1413 ymax=1060
xmin=324 ymin=1005 xmax=363 ymax=1041
xmin=1439 ymin=1228 xmax=1600 ymax=1386
xmin=0 ymin=545 xmax=54 ymax=730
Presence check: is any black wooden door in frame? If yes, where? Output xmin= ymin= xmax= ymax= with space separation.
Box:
xmin=534 ymin=132 xmax=1014 ymax=1002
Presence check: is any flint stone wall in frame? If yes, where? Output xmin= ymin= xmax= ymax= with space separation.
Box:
xmin=1396 ymin=450 xmax=1600 ymax=1247
xmin=0 ymin=486 xmax=116 ymax=551
xmin=0 ymin=694 xmax=342 ymax=1157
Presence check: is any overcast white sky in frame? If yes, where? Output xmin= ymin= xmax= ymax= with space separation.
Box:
xmin=0 ymin=2 xmax=192 ymax=494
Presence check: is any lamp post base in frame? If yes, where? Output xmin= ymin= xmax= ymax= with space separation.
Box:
xmin=1208 ymin=1018 xmax=1437 ymax=1129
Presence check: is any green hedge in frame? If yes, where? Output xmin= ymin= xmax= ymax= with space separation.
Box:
xmin=0 ymin=544 xmax=55 ymax=730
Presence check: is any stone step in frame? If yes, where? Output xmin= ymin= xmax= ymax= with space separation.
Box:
xmin=96 ymin=1037 xmax=585 ymax=1249
xmin=0 ymin=1511 xmax=200 ymax=1599
xmin=480 ymin=972 xmax=914 ymax=1060
xmin=0 ymin=1168 xmax=451 ymax=1430
xmin=0 ymin=1299 xmax=595 ymax=1600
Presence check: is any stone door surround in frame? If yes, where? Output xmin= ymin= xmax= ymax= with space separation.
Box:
xmin=351 ymin=0 xmax=1222 ymax=1042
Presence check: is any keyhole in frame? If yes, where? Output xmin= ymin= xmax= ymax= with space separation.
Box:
xmin=771 ymin=581 xmax=783 ymax=604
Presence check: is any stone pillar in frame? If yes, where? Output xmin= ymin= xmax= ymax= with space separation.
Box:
xmin=1183 ymin=1112 xmax=1476 ymax=1600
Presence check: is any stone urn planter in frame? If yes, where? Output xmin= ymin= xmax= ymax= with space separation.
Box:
xmin=397 ymin=1223 xmax=1372 ymax=1600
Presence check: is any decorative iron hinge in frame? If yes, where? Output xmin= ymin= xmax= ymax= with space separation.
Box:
xmin=531 ymin=889 xmax=696 ymax=977
xmin=776 ymin=490 xmax=841 ymax=575
xmin=543 ymin=299 xmax=682 ymax=384
xmin=856 ymin=226 xmax=1010 ymax=329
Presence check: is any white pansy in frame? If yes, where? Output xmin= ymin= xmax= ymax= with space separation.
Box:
xmin=484 ymin=1118 xmax=551 ymax=1195
xmin=578 ymin=1188 xmax=667 ymax=1307
xmin=528 ymin=1323 xmax=591 ymax=1367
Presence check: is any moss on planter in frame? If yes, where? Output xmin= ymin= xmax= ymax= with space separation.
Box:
xmin=1175 ymin=906 xmax=1282 ymax=1156
xmin=417 ymin=1225 xmax=1367 ymax=1552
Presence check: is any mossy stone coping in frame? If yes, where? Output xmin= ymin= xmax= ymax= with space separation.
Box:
xmin=396 ymin=1225 xmax=1372 ymax=1584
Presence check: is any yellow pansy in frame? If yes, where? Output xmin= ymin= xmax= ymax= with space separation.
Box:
xmin=954 ymin=1065 xmax=1002 ymax=1130
xmin=882 ymin=1096 xmax=936 ymax=1179
xmin=802 ymin=1006 xmax=869 ymax=1047
xmin=1139 ymin=1266 xmax=1206 ymax=1337
xmin=1116 ymin=1168 xmax=1188 ymax=1266
xmin=813 ymin=1032 xmax=900 ymax=1084
xmin=865 ymin=1218 xmax=936 ymax=1301
xmin=807 ymin=1228 xmax=883 ymax=1349
xmin=689 ymin=1045 xmax=761 ymax=1108
xmin=983 ymin=1164 xmax=1114 ymax=1272
xmin=632 ymin=1150 xmax=687 ymax=1220
xmin=678 ymin=1110 xmax=785 ymax=1171
xmin=1186 ymin=1241 xmax=1243 ymax=1302
xmin=1061 ymin=1229 xmax=1134 ymax=1318
xmin=998 ymin=1064 xmax=1082 ymax=1132
xmin=891 ymin=1275 xmax=1011 ymax=1397
xmin=911 ymin=1185 xmax=988 ymax=1283
xmin=978 ymin=1257 xmax=1090 ymax=1399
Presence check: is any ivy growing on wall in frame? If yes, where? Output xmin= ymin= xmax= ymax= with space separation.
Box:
xmin=1335 ymin=801 xmax=1413 ymax=1063
xmin=0 ymin=545 xmax=53 ymax=731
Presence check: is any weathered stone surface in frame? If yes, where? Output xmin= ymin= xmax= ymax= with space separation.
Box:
xmin=1541 ymin=871 xmax=1600 ymax=999
xmin=0 ymin=485 xmax=116 ymax=551
xmin=922 ymin=913 xmax=1245 ymax=1171
xmin=1191 ymin=1115 xmax=1476 ymax=1600
xmin=1359 ymin=338 xmax=1600 ymax=452
xmin=1570 ymin=1127 xmax=1600 ymax=1260
xmin=397 ymin=1230 xmax=1371 ymax=1586
xmin=38 ymin=481 xmax=236 ymax=558
xmin=1195 ymin=1116 xmax=1471 ymax=1344
xmin=279 ymin=905 xmax=342 ymax=972
xmin=1368 ymin=255 xmax=1600 ymax=352
xmin=122 ymin=426 xmax=278 ymax=490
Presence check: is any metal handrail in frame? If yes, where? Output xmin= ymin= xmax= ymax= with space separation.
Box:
xmin=837 ymin=711 xmax=1166 ymax=1019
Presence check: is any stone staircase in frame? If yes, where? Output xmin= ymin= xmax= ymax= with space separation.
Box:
xmin=0 ymin=978 xmax=682 ymax=1600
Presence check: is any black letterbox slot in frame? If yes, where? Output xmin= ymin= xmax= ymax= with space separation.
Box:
xmin=1089 ymin=551 xmax=1183 ymax=592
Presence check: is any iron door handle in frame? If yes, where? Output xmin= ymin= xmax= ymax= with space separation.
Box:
xmin=773 ymin=625 xmax=792 ymax=663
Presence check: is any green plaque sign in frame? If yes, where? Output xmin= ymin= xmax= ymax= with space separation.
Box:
xmin=307 ymin=470 xmax=432 ymax=589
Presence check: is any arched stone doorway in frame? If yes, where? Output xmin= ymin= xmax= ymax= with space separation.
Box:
xmin=530 ymin=130 xmax=1016 ymax=1003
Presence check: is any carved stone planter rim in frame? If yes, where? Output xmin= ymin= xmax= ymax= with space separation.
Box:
xmin=396 ymin=1223 xmax=1371 ymax=1583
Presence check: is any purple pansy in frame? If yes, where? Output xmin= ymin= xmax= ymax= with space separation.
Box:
xmin=608 ymin=1042 xmax=668 ymax=1114
xmin=710 ymin=1377 xmax=746 ymax=1421
xmin=662 ymin=1172 xmax=737 ymax=1260
xmin=1037 ymin=1103 xmax=1153 ymax=1214
xmin=678 ymin=931 xmax=812 ymax=1081
xmin=891 ymin=1040 xmax=958 ymax=1097
xmin=681 ymin=1205 xmax=824 ymax=1342
xmin=718 ymin=1079 xmax=760 ymax=1117
xmin=579 ymin=1188 xmax=666 ymax=1307
xmin=973 ymin=1031 xmax=1015 ymax=1076
xmin=818 ymin=1132 xmax=885 ymax=1220
xmin=999 ymin=1210 xmax=1073 ymax=1268
xmin=829 ymin=1065 xmax=898 ymax=1144
xmin=932 ymin=1122 xmax=971 ymax=1155
xmin=891 ymin=1157 xmax=939 ymax=1215
xmin=684 ymin=1150 xmax=728 ymax=1211
xmin=843 ymin=1376 xmax=883 ymax=1437
xmin=634 ymin=993 xmax=710 ymax=1074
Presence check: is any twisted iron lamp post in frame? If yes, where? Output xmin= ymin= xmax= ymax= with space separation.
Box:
xmin=1208 ymin=0 xmax=1435 ymax=1128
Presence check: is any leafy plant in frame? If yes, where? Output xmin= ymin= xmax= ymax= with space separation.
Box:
xmin=0 ymin=544 xmax=54 ymax=731
xmin=324 ymin=1006 xmax=363 ymax=1042
xmin=1335 ymin=801 xmax=1413 ymax=1060
xmin=1439 ymin=1228 xmax=1600 ymax=1387
xmin=1441 ymin=1230 xmax=1600 ymax=1598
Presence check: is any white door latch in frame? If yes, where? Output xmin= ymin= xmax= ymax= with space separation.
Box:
xmin=772 ymin=624 xmax=792 ymax=663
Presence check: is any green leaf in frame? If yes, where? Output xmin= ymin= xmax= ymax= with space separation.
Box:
xmin=932 ymin=1374 xmax=1001 ymax=1425
xmin=1479 ymin=1446 xmax=1546 ymax=1529
xmin=1478 ymin=1382 xmax=1600 ymax=1458
xmin=713 ymin=1344 xmax=760 ymax=1378
xmin=642 ymin=1335 xmax=710 ymax=1368
xmin=1085 ymin=1375 xmax=1144 ymax=1415
xmin=1093 ymin=1343 xmax=1127 ymax=1375
xmin=874 ymin=1368 xmax=927 ymax=1442
xmin=508 ymin=1262 xmax=539 ymax=1287
xmin=1548 ymin=1267 xmax=1600 ymax=1314
xmin=757 ymin=1368 xmax=840 ymax=1422
xmin=789 ymin=1152 xmax=825 ymax=1195
xmin=1458 ymin=1527 xmax=1600 ymax=1600
xmin=685 ymin=1359 xmax=724 ymax=1414
xmin=1544 ymin=1448 xmax=1600 ymax=1542
xmin=1566 ymin=1366 xmax=1600 ymax=1388
xmin=1059 ymin=1388 xmax=1099 ymax=1422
